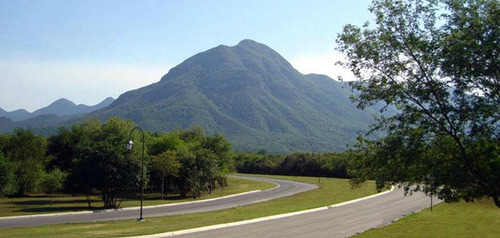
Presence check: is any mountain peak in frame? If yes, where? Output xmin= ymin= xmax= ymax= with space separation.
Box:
xmin=161 ymin=39 xmax=297 ymax=84
xmin=235 ymin=39 xmax=262 ymax=47
xmin=51 ymin=98 xmax=77 ymax=107
xmin=232 ymin=39 xmax=281 ymax=57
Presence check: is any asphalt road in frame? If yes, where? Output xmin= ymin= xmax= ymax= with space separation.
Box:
xmin=168 ymin=187 xmax=439 ymax=238
xmin=0 ymin=175 xmax=317 ymax=229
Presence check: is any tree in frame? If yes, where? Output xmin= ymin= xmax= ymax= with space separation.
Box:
xmin=46 ymin=127 xmax=79 ymax=173
xmin=337 ymin=0 xmax=500 ymax=207
xmin=40 ymin=168 xmax=66 ymax=205
xmin=168 ymin=129 xmax=231 ymax=198
xmin=201 ymin=134 xmax=233 ymax=180
xmin=0 ymin=151 xmax=18 ymax=196
xmin=150 ymin=151 xmax=181 ymax=199
xmin=148 ymin=133 xmax=184 ymax=156
xmin=5 ymin=129 xmax=49 ymax=195
xmin=69 ymin=118 xmax=142 ymax=208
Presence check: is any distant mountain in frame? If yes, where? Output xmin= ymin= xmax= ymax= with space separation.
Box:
xmin=0 ymin=114 xmax=75 ymax=136
xmin=0 ymin=97 xmax=114 ymax=121
xmin=32 ymin=98 xmax=79 ymax=117
xmin=0 ymin=108 xmax=32 ymax=121
xmin=93 ymin=40 xmax=380 ymax=153
xmin=33 ymin=97 xmax=115 ymax=117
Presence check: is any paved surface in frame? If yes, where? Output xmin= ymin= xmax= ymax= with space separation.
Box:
xmin=0 ymin=175 xmax=316 ymax=229
xmin=157 ymin=187 xmax=439 ymax=238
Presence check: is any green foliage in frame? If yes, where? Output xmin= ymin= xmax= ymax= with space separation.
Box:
xmin=5 ymin=129 xmax=49 ymax=195
xmin=234 ymin=152 xmax=350 ymax=178
xmin=1 ymin=117 xmax=234 ymax=207
xmin=66 ymin=117 xmax=142 ymax=208
xmin=150 ymin=151 xmax=181 ymax=199
xmin=0 ymin=152 xmax=18 ymax=196
xmin=148 ymin=133 xmax=185 ymax=156
xmin=41 ymin=168 xmax=66 ymax=194
xmin=40 ymin=168 xmax=67 ymax=204
xmin=146 ymin=128 xmax=233 ymax=199
xmin=46 ymin=127 xmax=78 ymax=173
xmin=337 ymin=0 xmax=500 ymax=207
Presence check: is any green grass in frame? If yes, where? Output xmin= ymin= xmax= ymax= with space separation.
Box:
xmin=0 ymin=176 xmax=274 ymax=217
xmin=355 ymin=199 xmax=500 ymax=238
xmin=0 ymin=175 xmax=379 ymax=237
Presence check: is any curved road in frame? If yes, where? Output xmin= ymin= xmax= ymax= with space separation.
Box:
xmin=166 ymin=187 xmax=439 ymax=238
xmin=0 ymin=175 xmax=316 ymax=229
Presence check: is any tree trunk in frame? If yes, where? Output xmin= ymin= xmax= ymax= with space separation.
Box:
xmin=161 ymin=172 xmax=165 ymax=200
xmin=493 ymin=192 xmax=500 ymax=208
xmin=86 ymin=194 xmax=92 ymax=208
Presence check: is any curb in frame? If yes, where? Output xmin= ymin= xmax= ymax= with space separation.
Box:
xmin=127 ymin=186 xmax=395 ymax=238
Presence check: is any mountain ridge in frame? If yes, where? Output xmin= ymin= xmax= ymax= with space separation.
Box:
xmin=0 ymin=97 xmax=115 ymax=121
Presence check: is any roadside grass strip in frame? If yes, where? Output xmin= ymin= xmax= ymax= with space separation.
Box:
xmin=355 ymin=198 xmax=500 ymax=238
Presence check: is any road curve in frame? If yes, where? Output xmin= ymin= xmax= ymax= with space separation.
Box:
xmin=166 ymin=187 xmax=439 ymax=238
xmin=0 ymin=175 xmax=316 ymax=229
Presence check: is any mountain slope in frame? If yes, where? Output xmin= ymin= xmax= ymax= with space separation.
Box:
xmin=96 ymin=40 xmax=377 ymax=153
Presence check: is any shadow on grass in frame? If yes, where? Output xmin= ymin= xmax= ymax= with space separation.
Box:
xmin=127 ymin=193 xmax=192 ymax=202
xmin=17 ymin=206 xmax=101 ymax=213
xmin=4 ymin=193 xmax=195 ymax=215
xmin=11 ymin=199 xmax=100 ymax=206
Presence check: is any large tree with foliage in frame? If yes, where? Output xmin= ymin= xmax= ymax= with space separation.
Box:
xmin=46 ymin=127 xmax=79 ymax=174
xmin=40 ymin=168 xmax=66 ymax=204
xmin=67 ymin=118 xmax=142 ymax=208
xmin=337 ymin=0 xmax=500 ymax=207
xmin=150 ymin=151 xmax=181 ymax=199
xmin=0 ymin=151 xmax=18 ymax=196
xmin=170 ymin=128 xmax=232 ymax=198
xmin=4 ymin=129 xmax=49 ymax=195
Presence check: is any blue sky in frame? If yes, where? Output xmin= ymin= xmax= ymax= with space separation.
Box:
xmin=0 ymin=0 xmax=372 ymax=112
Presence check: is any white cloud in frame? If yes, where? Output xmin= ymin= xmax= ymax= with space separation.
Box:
xmin=290 ymin=51 xmax=356 ymax=82
xmin=0 ymin=59 xmax=170 ymax=112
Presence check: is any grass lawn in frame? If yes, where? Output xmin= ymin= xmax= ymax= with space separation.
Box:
xmin=0 ymin=175 xmax=379 ymax=237
xmin=355 ymin=199 xmax=500 ymax=238
xmin=0 ymin=176 xmax=275 ymax=217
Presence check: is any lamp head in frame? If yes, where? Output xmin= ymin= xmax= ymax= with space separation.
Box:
xmin=126 ymin=140 xmax=134 ymax=151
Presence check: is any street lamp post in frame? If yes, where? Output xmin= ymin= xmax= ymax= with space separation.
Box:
xmin=127 ymin=127 xmax=145 ymax=221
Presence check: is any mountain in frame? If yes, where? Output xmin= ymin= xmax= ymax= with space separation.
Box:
xmin=0 ymin=97 xmax=115 ymax=121
xmin=0 ymin=108 xmax=32 ymax=121
xmin=0 ymin=40 xmax=381 ymax=153
xmin=94 ymin=40 xmax=379 ymax=153
xmin=33 ymin=97 xmax=115 ymax=117
xmin=32 ymin=98 xmax=78 ymax=116
xmin=0 ymin=114 xmax=75 ymax=136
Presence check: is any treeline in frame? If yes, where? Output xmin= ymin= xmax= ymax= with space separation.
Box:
xmin=0 ymin=117 xmax=353 ymax=209
xmin=234 ymin=151 xmax=350 ymax=178
xmin=0 ymin=117 xmax=232 ymax=208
